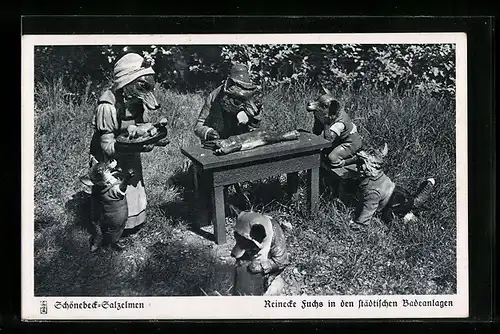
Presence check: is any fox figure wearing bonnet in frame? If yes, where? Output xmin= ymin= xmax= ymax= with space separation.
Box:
xmin=113 ymin=53 xmax=160 ymax=113
xmin=88 ymin=52 xmax=167 ymax=233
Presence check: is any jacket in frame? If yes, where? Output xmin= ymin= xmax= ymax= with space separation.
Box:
xmin=353 ymin=171 xmax=396 ymax=226
xmin=312 ymin=109 xmax=359 ymax=144
xmin=262 ymin=220 xmax=289 ymax=275
xmin=235 ymin=219 xmax=290 ymax=276
xmin=193 ymin=84 xmax=262 ymax=141
xmin=90 ymin=89 xmax=147 ymax=163
xmin=91 ymin=180 xmax=128 ymax=229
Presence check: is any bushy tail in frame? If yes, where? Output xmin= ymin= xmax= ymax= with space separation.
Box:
xmin=413 ymin=178 xmax=436 ymax=209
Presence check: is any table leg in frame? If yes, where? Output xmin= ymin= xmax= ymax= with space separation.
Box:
xmin=286 ymin=172 xmax=300 ymax=197
xmin=192 ymin=164 xmax=201 ymax=230
xmin=212 ymin=185 xmax=227 ymax=245
xmin=307 ymin=167 xmax=320 ymax=213
xmin=193 ymin=165 xmax=211 ymax=230
xmin=192 ymin=163 xmax=200 ymax=194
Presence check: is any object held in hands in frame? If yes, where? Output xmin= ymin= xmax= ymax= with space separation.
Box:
xmin=203 ymin=129 xmax=301 ymax=155
xmin=236 ymin=111 xmax=250 ymax=125
xmin=116 ymin=117 xmax=169 ymax=147
xmin=233 ymin=259 xmax=266 ymax=296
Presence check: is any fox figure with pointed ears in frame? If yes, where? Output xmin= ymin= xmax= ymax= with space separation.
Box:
xmin=306 ymin=86 xmax=363 ymax=170
xmin=347 ymin=143 xmax=437 ymax=230
xmin=80 ymin=158 xmax=135 ymax=252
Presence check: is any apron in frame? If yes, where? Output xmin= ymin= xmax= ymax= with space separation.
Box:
xmin=115 ymin=119 xmax=148 ymax=229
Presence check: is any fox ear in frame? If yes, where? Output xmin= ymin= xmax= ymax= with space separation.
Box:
xmin=90 ymin=156 xmax=99 ymax=166
xmin=228 ymin=203 xmax=242 ymax=217
xmin=322 ymin=86 xmax=333 ymax=96
xmin=328 ymin=100 xmax=341 ymax=117
xmin=79 ymin=175 xmax=94 ymax=187
xmin=381 ymin=143 xmax=389 ymax=156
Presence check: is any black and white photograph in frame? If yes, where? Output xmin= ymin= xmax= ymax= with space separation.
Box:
xmin=21 ymin=33 xmax=468 ymax=320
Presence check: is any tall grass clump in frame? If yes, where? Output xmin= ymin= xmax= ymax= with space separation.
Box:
xmin=34 ymin=78 xmax=95 ymax=222
xmin=33 ymin=76 xmax=457 ymax=296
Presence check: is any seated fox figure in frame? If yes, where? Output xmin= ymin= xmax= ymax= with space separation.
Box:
xmin=307 ymin=87 xmax=363 ymax=170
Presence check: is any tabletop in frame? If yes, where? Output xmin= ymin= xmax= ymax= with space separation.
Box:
xmin=181 ymin=131 xmax=331 ymax=170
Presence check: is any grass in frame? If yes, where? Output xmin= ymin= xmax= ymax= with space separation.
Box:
xmin=33 ymin=77 xmax=457 ymax=296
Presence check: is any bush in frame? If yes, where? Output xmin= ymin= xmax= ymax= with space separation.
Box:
xmin=35 ymin=43 xmax=456 ymax=100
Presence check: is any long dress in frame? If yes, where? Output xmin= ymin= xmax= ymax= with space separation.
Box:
xmin=89 ymin=89 xmax=148 ymax=230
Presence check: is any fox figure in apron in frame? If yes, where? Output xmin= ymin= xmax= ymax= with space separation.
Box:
xmin=88 ymin=53 xmax=168 ymax=237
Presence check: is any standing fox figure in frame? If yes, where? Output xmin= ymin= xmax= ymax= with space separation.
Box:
xmin=80 ymin=159 xmax=135 ymax=252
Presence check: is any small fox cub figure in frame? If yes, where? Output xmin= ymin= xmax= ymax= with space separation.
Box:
xmin=80 ymin=159 xmax=135 ymax=252
xmin=229 ymin=206 xmax=291 ymax=296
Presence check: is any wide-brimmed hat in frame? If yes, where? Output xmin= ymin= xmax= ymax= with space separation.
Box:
xmin=112 ymin=53 xmax=156 ymax=91
xmin=228 ymin=63 xmax=257 ymax=90
xmin=231 ymin=211 xmax=273 ymax=258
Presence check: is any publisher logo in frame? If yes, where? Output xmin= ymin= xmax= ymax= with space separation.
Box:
xmin=40 ymin=301 xmax=48 ymax=314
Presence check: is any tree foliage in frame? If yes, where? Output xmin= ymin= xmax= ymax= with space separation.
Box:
xmin=35 ymin=43 xmax=456 ymax=98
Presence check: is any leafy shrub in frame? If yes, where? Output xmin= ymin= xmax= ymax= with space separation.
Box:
xmin=35 ymin=43 xmax=456 ymax=100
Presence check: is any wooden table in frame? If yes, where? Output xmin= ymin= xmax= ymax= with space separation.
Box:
xmin=181 ymin=131 xmax=331 ymax=245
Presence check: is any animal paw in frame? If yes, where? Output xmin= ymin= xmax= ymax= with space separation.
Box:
xmin=156 ymin=138 xmax=170 ymax=147
xmin=248 ymin=261 xmax=263 ymax=274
